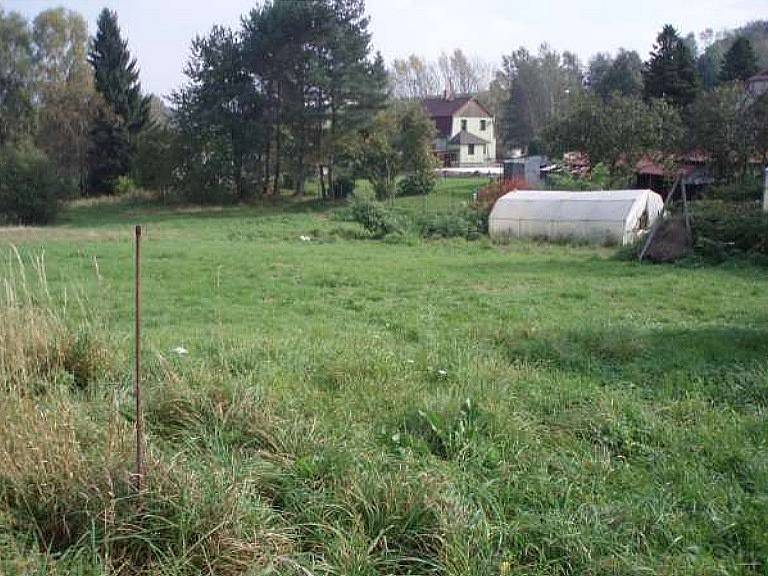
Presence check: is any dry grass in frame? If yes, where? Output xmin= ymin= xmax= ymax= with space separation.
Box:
xmin=0 ymin=394 xmax=133 ymax=551
xmin=0 ymin=248 xmax=114 ymax=392
xmin=0 ymin=252 xmax=298 ymax=574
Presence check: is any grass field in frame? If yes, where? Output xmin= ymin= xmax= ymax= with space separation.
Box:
xmin=1 ymin=178 xmax=767 ymax=575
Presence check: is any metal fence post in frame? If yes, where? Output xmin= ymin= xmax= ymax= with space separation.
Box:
xmin=134 ymin=225 xmax=144 ymax=494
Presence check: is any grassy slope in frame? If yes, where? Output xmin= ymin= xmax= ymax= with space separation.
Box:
xmin=1 ymin=178 xmax=767 ymax=575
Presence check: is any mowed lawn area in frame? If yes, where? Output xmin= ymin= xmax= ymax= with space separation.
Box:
xmin=2 ymin=178 xmax=767 ymax=575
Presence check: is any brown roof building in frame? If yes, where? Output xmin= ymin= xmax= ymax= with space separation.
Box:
xmin=421 ymin=94 xmax=496 ymax=168
xmin=747 ymin=69 xmax=768 ymax=98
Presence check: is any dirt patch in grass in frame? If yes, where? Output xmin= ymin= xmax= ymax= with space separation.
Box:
xmin=0 ymin=226 xmax=129 ymax=244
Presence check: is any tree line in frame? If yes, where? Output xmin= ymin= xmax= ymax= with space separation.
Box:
xmin=0 ymin=6 xmax=153 ymax=223
xmin=1 ymin=0 xmax=441 ymax=223
xmin=3 ymin=3 xmax=768 ymax=224
xmin=389 ymin=50 xmax=494 ymax=99
xmin=390 ymin=21 xmax=768 ymax=186
xmin=492 ymin=24 xmax=768 ymax=185
xmin=171 ymin=0 xmax=387 ymax=201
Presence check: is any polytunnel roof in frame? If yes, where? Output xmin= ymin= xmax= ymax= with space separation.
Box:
xmin=491 ymin=190 xmax=660 ymax=224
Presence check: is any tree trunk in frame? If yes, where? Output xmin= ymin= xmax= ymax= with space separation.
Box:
xmin=295 ymin=128 xmax=307 ymax=197
xmin=262 ymin=124 xmax=272 ymax=196
xmin=272 ymin=82 xmax=282 ymax=196
xmin=233 ymin=134 xmax=246 ymax=201
xmin=318 ymin=165 xmax=326 ymax=198
xmin=329 ymin=99 xmax=337 ymax=198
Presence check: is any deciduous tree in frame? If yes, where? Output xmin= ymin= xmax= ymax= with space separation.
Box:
xmin=689 ymin=84 xmax=755 ymax=181
xmin=589 ymin=49 xmax=643 ymax=100
xmin=33 ymin=8 xmax=97 ymax=192
xmin=354 ymin=102 xmax=437 ymax=200
xmin=496 ymin=45 xmax=583 ymax=150
xmin=544 ymin=94 xmax=683 ymax=182
xmin=0 ymin=9 xmax=35 ymax=145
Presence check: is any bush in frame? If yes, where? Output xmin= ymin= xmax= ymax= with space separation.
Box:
xmin=331 ymin=174 xmax=356 ymax=199
xmin=114 ymin=175 xmax=137 ymax=196
xmin=693 ymin=202 xmax=768 ymax=259
xmin=547 ymin=162 xmax=622 ymax=191
xmin=397 ymin=170 xmax=436 ymax=197
xmin=348 ymin=194 xmax=402 ymax=237
xmin=417 ymin=202 xmax=490 ymax=240
xmin=707 ymin=177 xmax=762 ymax=203
xmin=0 ymin=144 xmax=65 ymax=225
xmin=476 ymin=178 xmax=526 ymax=205
xmin=132 ymin=125 xmax=177 ymax=193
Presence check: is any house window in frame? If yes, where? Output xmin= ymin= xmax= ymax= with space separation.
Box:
xmin=480 ymin=119 xmax=486 ymax=131
xmin=468 ymin=144 xmax=475 ymax=156
xmin=483 ymin=144 xmax=487 ymax=155
xmin=461 ymin=119 xmax=467 ymax=131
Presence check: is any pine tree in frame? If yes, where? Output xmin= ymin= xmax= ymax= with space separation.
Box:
xmin=88 ymin=108 xmax=131 ymax=194
xmin=87 ymin=8 xmax=149 ymax=193
xmin=719 ymin=37 xmax=759 ymax=83
xmin=643 ymin=25 xmax=700 ymax=108
xmin=241 ymin=0 xmax=387 ymax=198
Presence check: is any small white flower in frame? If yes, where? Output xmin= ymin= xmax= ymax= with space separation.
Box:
xmin=299 ymin=235 xmax=312 ymax=242
xmin=172 ymin=346 xmax=189 ymax=356
xmin=406 ymin=359 xmax=415 ymax=365
xmin=437 ymin=369 xmax=448 ymax=376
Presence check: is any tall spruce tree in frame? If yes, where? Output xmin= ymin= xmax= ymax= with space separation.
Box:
xmin=643 ymin=25 xmax=700 ymax=108
xmin=87 ymin=8 xmax=149 ymax=193
xmin=719 ymin=36 xmax=759 ymax=83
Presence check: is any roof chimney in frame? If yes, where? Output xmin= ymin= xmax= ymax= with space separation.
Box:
xmin=443 ymin=79 xmax=454 ymax=101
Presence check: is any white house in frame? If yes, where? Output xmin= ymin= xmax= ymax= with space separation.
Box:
xmin=747 ymin=68 xmax=768 ymax=98
xmin=421 ymin=94 xmax=496 ymax=167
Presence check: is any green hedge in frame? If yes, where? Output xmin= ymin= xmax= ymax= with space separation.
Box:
xmin=693 ymin=201 xmax=768 ymax=260
xmin=0 ymin=144 xmax=65 ymax=225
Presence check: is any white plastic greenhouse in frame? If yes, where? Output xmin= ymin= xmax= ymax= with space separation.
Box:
xmin=488 ymin=189 xmax=664 ymax=246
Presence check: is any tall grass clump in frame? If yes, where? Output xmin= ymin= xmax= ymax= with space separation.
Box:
xmin=0 ymin=250 xmax=297 ymax=574
xmin=0 ymin=248 xmax=114 ymax=392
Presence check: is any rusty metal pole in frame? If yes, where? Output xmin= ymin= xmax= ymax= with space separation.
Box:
xmin=134 ymin=225 xmax=144 ymax=494
xmin=681 ymin=179 xmax=691 ymax=239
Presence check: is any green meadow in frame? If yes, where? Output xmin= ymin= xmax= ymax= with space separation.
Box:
xmin=1 ymin=178 xmax=767 ymax=575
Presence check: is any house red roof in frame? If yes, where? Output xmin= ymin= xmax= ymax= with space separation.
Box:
xmin=422 ymin=96 xmax=474 ymax=117
xmin=421 ymin=95 xmax=492 ymax=139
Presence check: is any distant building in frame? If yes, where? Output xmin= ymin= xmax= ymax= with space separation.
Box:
xmin=421 ymin=93 xmax=496 ymax=167
xmin=747 ymin=68 xmax=768 ymax=98
xmin=503 ymin=156 xmax=552 ymax=188
xmin=635 ymin=152 xmax=714 ymax=198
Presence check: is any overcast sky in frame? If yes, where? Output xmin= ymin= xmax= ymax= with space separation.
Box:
xmin=4 ymin=0 xmax=768 ymax=99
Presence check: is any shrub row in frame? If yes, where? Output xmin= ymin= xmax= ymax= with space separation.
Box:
xmin=693 ymin=201 xmax=768 ymax=261
xmin=342 ymin=194 xmax=489 ymax=240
